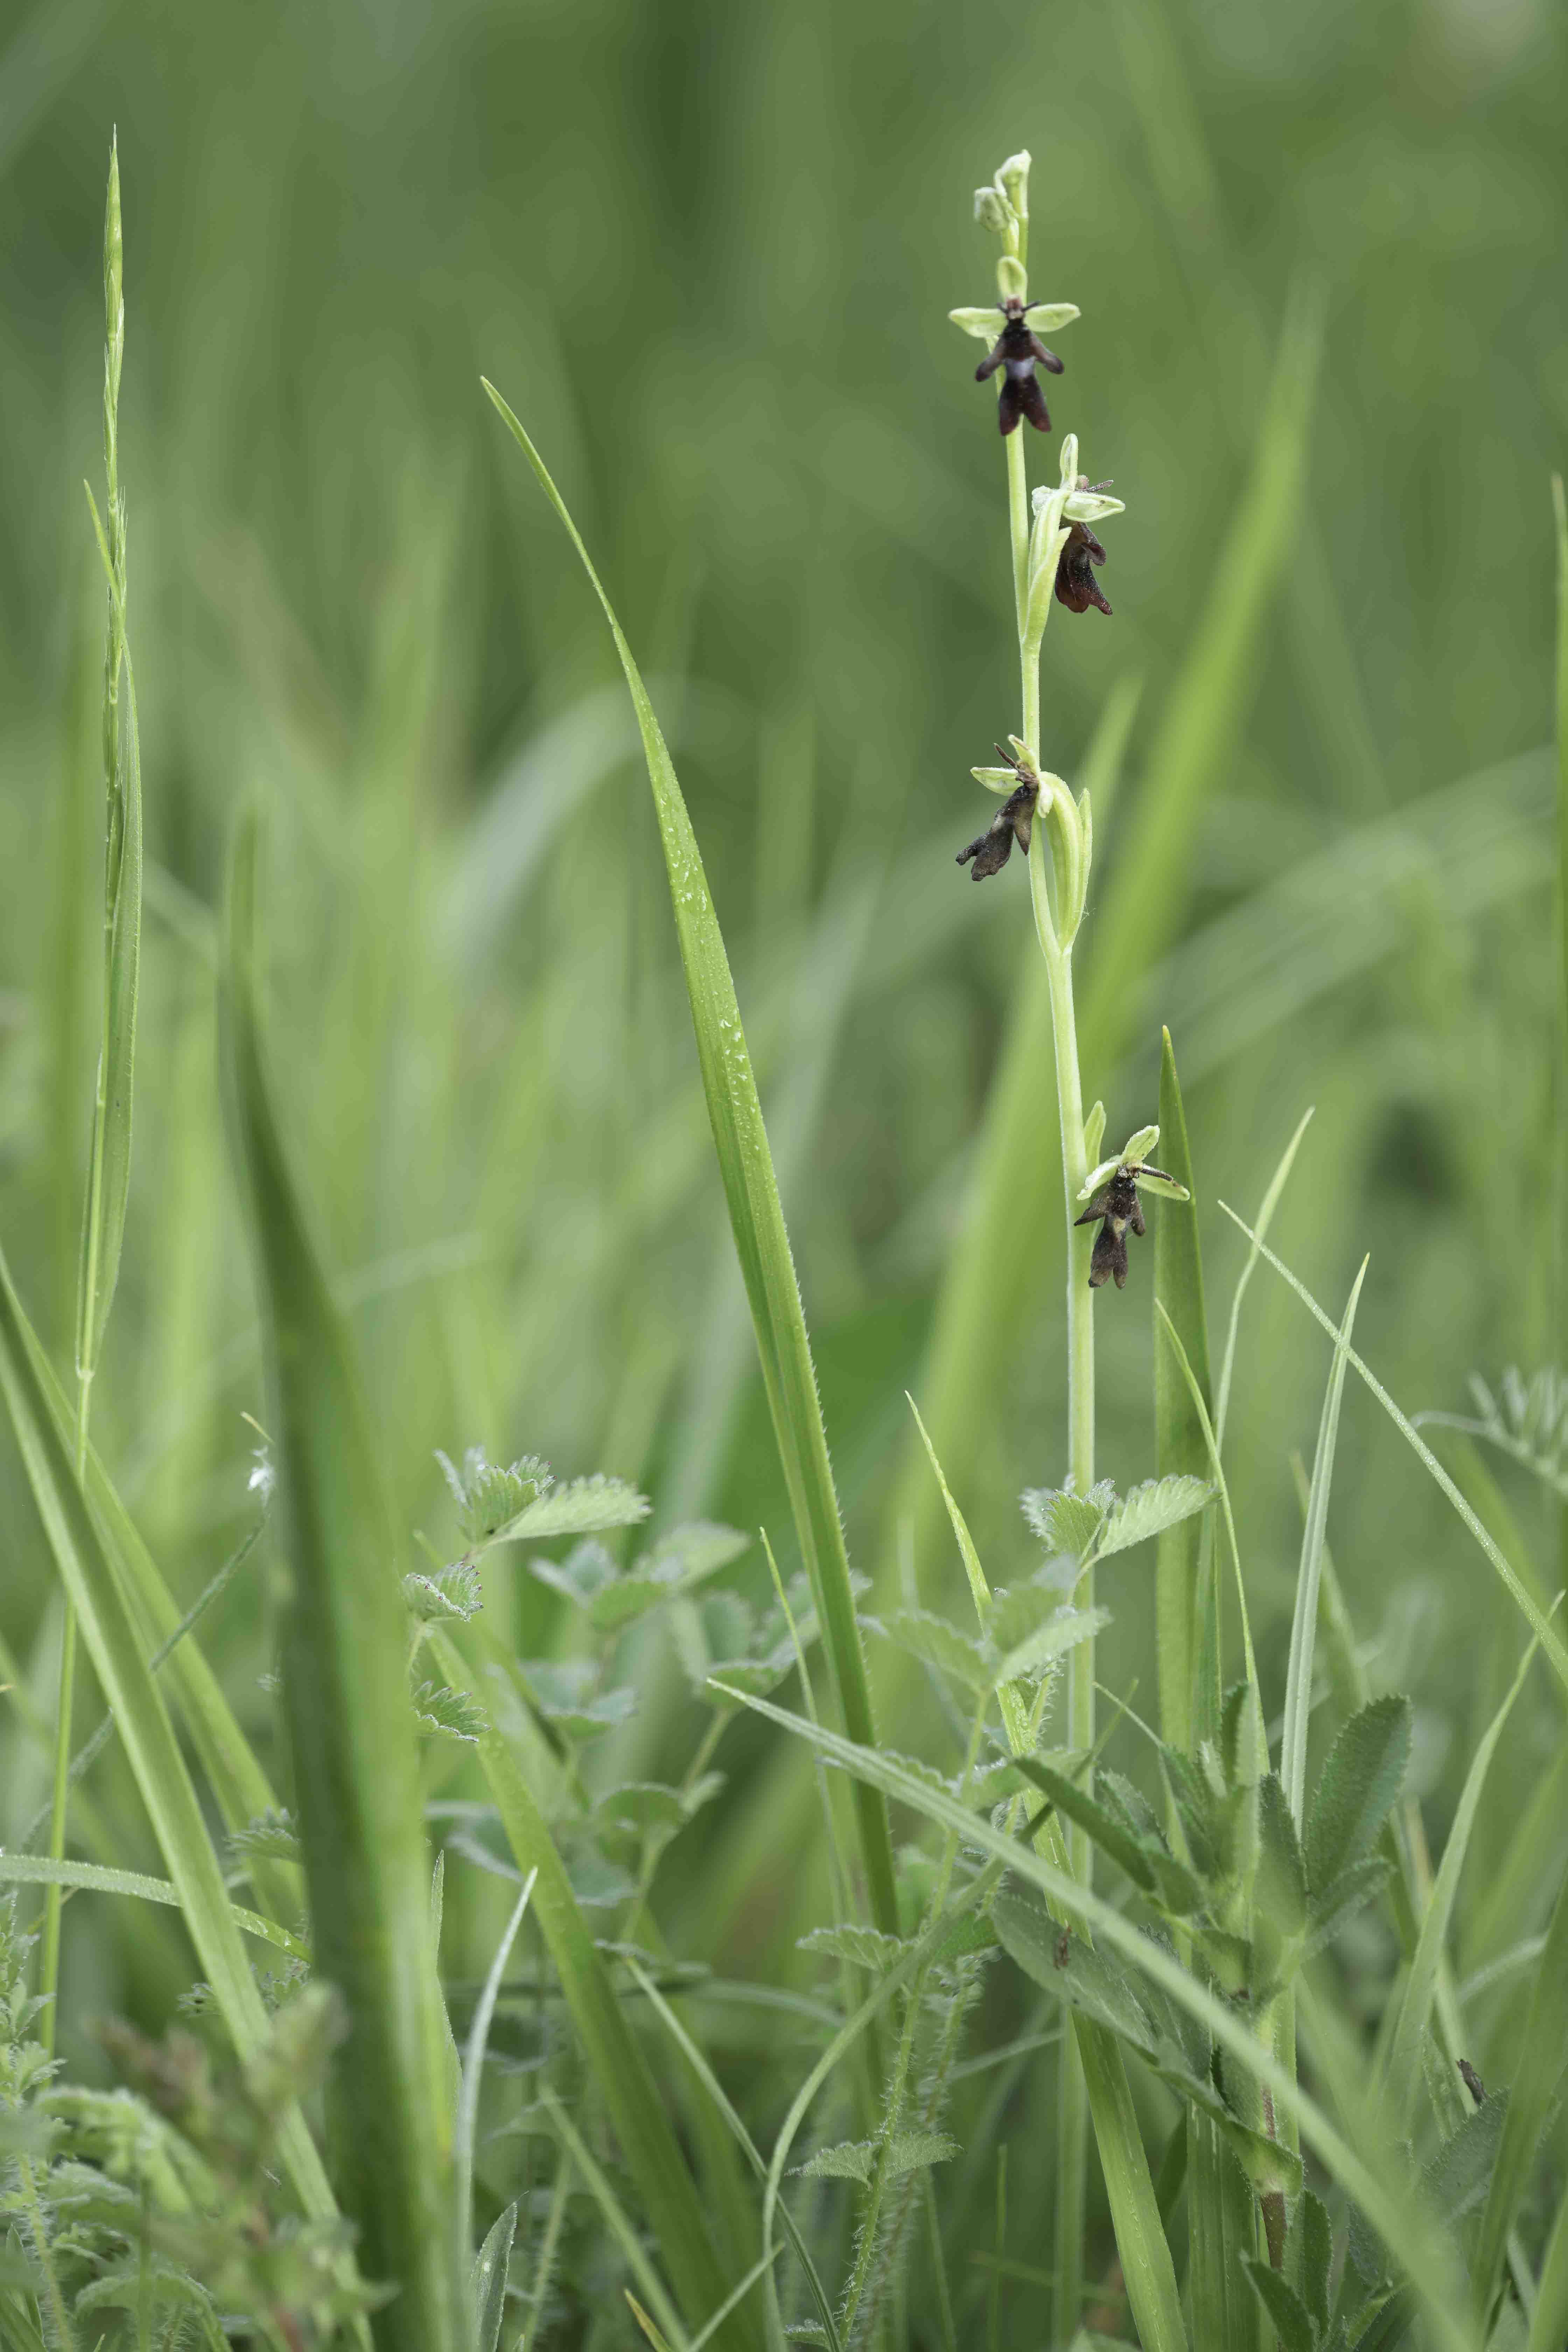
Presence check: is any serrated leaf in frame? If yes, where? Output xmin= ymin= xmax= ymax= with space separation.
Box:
xmin=228 ymin=1808 xmax=301 ymax=1866
xmin=523 ymin=1660 xmax=637 ymax=1740
xmin=565 ymin=1850 xmax=638 ymax=1908
xmin=1306 ymin=1696 xmax=1412 ymax=1892
xmin=402 ymin=1562 xmax=483 ymax=1622
xmin=1001 ymin=1759 xmax=1161 ymax=1901
xmin=875 ymin=1607 xmax=992 ymax=1692
xmin=411 ymin=1682 xmax=489 ymax=1743
xmin=1021 ymin=1480 xmax=1115 ymax=1558
xmin=1304 ymin=1856 xmax=1391 ymax=1955
xmin=1298 ymin=2187 xmax=1332 ymax=2334
xmin=797 ymin=1924 xmax=910 ymax=1970
xmin=591 ymin=1783 xmax=693 ymax=1836
xmin=795 ymin=2138 xmax=877 ymax=2184
xmin=793 ymin=2132 xmax=954 ymax=2184
xmin=1243 ymin=2259 xmax=1317 ymax=2352
xmin=1097 ymin=1475 xmax=1214 ymax=1559
xmin=995 ymin=1603 xmax=1109 ymax=1687
xmin=438 ymin=1448 xmax=553 ymax=1541
xmin=493 ymin=1474 xmax=650 ymax=1544
xmin=1423 ymin=2091 xmax=1508 ymax=2226
xmin=635 ymin=1520 xmax=750 ymax=1586
xmin=1256 ymin=1773 xmax=1308 ymax=1941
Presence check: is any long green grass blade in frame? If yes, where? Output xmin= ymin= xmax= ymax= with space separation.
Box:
xmin=1554 ymin=474 xmax=1567 ymax=1596
xmin=1214 ymin=1108 xmax=1315 ymax=1452
xmin=1151 ymin=1027 xmax=1212 ymax=1756
xmin=222 ymin=807 xmax=462 ymax=2352
xmin=15 ymin=1321 xmax=301 ymax=1926
xmin=455 ymin=1873 xmax=536 ymax=2272
xmin=482 ymin=379 xmax=897 ymax=1938
xmin=0 ymin=1853 xmax=308 ymax=1962
xmin=1149 ymin=1034 xmax=1255 ymax=2350
xmin=1281 ymin=1259 xmax=1367 ymax=1826
xmin=1384 ymin=1632 xmax=1539 ymax=2133
xmin=74 ymin=546 xmax=141 ymax=1387
xmin=625 ymin=1953 xmax=841 ymax=2352
xmin=1472 ymin=1859 xmax=1568 ymax=2320
xmin=722 ymin=1684 xmax=1484 ymax=2352
xmin=1220 ymin=1210 xmax=1568 ymax=1695
xmin=0 ymin=1240 xmax=335 ymax=2229
xmin=1154 ymin=1303 xmax=1264 ymax=1770
xmin=428 ymin=1625 xmax=760 ymax=2352
xmin=538 ymin=2087 xmax=691 ymax=2352
xmin=1527 ymin=2171 xmax=1568 ymax=2352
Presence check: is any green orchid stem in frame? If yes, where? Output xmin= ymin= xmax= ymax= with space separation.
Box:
xmin=1008 ymin=405 xmax=1098 ymax=2350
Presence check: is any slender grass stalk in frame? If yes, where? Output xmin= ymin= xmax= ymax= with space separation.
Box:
xmin=223 ymin=808 xmax=463 ymax=2351
xmin=45 ymin=134 xmax=141 ymax=2059
xmin=1554 ymin=474 xmax=1567 ymax=1601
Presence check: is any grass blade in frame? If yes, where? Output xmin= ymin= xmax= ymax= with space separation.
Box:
xmin=1384 ymin=1632 xmax=1540 ymax=2133
xmin=1472 ymin=1858 xmax=1568 ymax=2320
xmin=1149 ymin=1055 xmax=1255 ymax=2352
xmin=1527 ymin=2170 xmax=1568 ymax=2352
xmin=1151 ymin=1026 xmax=1213 ymax=1756
xmin=48 ymin=138 xmax=144 ymax=2057
xmin=1213 ymin=1107 xmax=1315 ymax=1451
xmin=222 ymin=807 xmax=462 ymax=2352
xmin=18 ymin=1326 xmax=301 ymax=1925
xmin=0 ymin=1853 xmax=308 ymax=1962
xmin=538 ymin=2087 xmax=690 ymax=2352
xmin=624 ymin=1953 xmax=841 ymax=2352
xmin=74 ymin=139 xmax=140 ymax=1391
xmin=0 ymin=1240 xmax=335 ymax=2230
xmin=456 ymin=1872 xmax=537 ymax=2268
xmin=482 ymin=379 xmax=897 ymax=1938
xmin=470 ymin=2201 xmax=516 ymax=2352
xmin=1153 ymin=1303 xmax=1264 ymax=1770
xmin=427 ymin=1626 xmax=760 ymax=2352
xmin=1280 ymin=1259 xmax=1367 ymax=1827
xmin=1218 ymin=1209 xmax=1568 ymax=1697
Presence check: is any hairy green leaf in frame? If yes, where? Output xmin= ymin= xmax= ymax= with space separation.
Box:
xmin=1305 ymin=1698 xmax=1412 ymax=1894
xmin=1099 ymin=1474 xmax=1214 ymax=1560
xmin=1242 ymin=2261 xmax=1316 ymax=2352
xmin=471 ymin=2202 xmax=517 ymax=2352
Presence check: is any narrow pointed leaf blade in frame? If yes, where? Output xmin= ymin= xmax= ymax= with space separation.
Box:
xmin=1385 ymin=1634 xmax=1538 ymax=2130
xmin=222 ymin=807 xmax=462 ymax=2352
xmin=75 ymin=562 xmax=143 ymax=1382
xmin=0 ymin=1241 xmax=333 ymax=2228
xmin=1151 ymin=1028 xmax=1211 ymax=1757
xmin=483 ymin=382 xmax=896 ymax=1937
xmin=1473 ymin=1862 xmax=1568 ymax=2311
xmin=1281 ymin=1259 xmax=1367 ymax=1828
xmin=471 ymin=2201 xmax=517 ymax=2352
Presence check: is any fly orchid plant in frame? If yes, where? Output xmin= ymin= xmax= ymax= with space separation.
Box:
xmin=950 ymin=147 xmax=1192 ymax=2339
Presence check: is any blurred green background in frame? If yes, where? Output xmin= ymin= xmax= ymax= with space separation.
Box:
xmin=1 ymin=0 xmax=1565 ymax=2028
